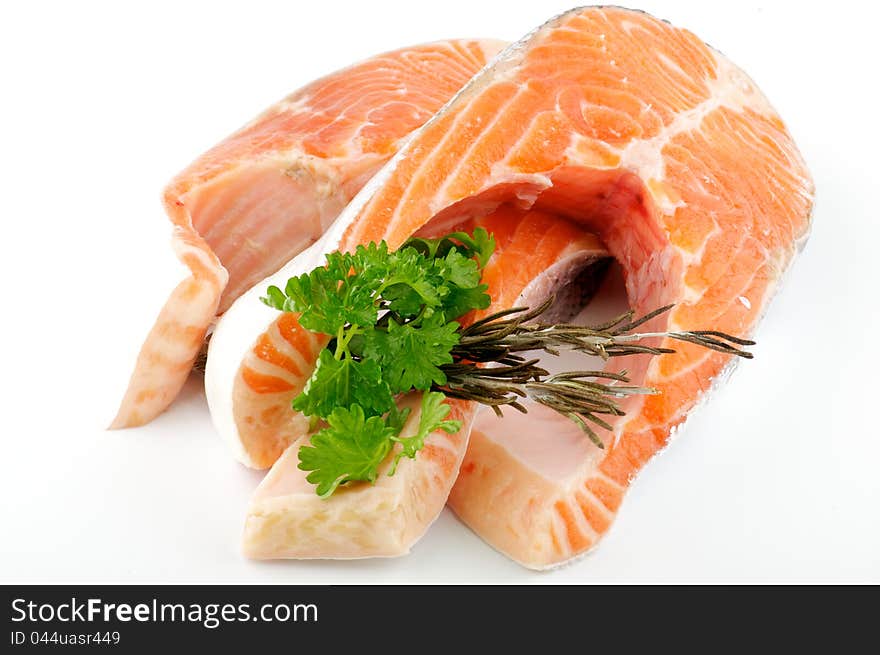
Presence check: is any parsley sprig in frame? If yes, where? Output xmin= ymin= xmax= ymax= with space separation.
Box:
xmin=261 ymin=229 xmax=495 ymax=497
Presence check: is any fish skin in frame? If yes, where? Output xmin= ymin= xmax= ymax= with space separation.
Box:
xmin=111 ymin=39 xmax=506 ymax=429
xmin=228 ymin=6 xmax=811 ymax=566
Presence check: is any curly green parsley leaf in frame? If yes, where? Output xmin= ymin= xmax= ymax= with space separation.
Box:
xmin=440 ymin=282 xmax=491 ymax=319
xmin=363 ymin=312 xmax=460 ymax=392
xmin=261 ymin=253 xmax=375 ymax=335
xmin=378 ymin=247 xmax=444 ymax=316
xmin=298 ymin=405 xmax=398 ymax=497
xmin=433 ymin=248 xmax=482 ymax=289
xmin=292 ymin=350 xmax=394 ymax=418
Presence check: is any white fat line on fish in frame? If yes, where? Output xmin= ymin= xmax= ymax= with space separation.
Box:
xmin=676 ymin=222 xmax=722 ymax=294
xmin=430 ymin=94 xmax=523 ymax=211
xmin=535 ymin=470 xmax=630 ymax=572
xmin=266 ymin=94 xmax=313 ymax=119
xmin=618 ymin=51 xmax=780 ymax=216
xmin=314 ymin=9 xmax=565 ymax=241
xmin=562 ymin=496 xmax=602 ymax=542
xmin=581 ymin=488 xmax=616 ymax=522
xmin=681 ymin=223 xmax=773 ymax=306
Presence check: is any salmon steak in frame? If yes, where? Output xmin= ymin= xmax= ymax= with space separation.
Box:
xmin=196 ymin=6 xmax=813 ymax=567
xmin=111 ymin=39 xmax=505 ymax=429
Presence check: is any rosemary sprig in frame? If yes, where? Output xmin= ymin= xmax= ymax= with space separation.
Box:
xmin=435 ymin=299 xmax=754 ymax=448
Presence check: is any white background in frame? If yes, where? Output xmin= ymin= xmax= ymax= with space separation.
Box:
xmin=2 ymin=1 xmax=878 ymax=584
